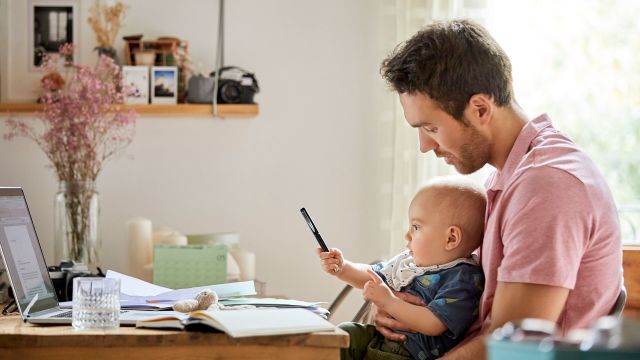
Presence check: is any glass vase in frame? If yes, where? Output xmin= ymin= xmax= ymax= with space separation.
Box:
xmin=95 ymin=46 xmax=120 ymax=65
xmin=54 ymin=181 xmax=100 ymax=271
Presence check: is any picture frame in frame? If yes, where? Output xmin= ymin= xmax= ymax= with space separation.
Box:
xmin=151 ymin=66 xmax=178 ymax=104
xmin=28 ymin=0 xmax=80 ymax=72
xmin=122 ymin=66 xmax=149 ymax=105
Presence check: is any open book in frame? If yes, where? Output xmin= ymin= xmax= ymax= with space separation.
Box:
xmin=136 ymin=308 xmax=335 ymax=337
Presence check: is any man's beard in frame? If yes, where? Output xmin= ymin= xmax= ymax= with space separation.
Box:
xmin=437 ymin=122 xmax=491 ymax=175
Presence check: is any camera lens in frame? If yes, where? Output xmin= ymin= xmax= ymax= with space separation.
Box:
xmin=220 ymin=82 xmax=241 ymax=103
xmin=48 ymin=269 xmax=67 ymax=301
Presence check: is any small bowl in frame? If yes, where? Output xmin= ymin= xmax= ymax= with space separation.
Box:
xmin=157 ymin=36 xmax=180 ymax=44
xmin=123 ymin=34 xmax=143 ymax=41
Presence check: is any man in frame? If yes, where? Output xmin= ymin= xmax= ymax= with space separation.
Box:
xmin=375 ymin=20 xmax=623 ymax=359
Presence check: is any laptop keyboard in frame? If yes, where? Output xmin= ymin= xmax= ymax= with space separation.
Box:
xmin=50 ymin=310 xmax=73 ymax=318
xmin=49 ymin=310 xmax=128 ymax=318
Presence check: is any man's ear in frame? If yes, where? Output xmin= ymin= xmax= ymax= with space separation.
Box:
xmin=466 ymin=94 xmax=493 ymax=126
xmin=445 ymin=226 xmax=462 ymax=250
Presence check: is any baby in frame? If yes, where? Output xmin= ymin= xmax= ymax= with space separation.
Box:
xmin=318 ymin=177 xmax=486 ymax=360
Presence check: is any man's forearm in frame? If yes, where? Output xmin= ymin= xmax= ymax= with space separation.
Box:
xmin=442 ymin=334 xmax=486 ymax=360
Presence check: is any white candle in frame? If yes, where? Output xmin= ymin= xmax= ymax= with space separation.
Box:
xmin=152 ymin=229 xmax=188 ymax=246
xmin=127 ymin=217 xmax=152 ymax=279
xmin=231 ymin=249 xmax=255 ymax=281
xmin=170 ymin=233 xmax=188 ymax=246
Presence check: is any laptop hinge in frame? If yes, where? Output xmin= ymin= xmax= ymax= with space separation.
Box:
xmin=23 ymin=293 xmax=39 ymax=320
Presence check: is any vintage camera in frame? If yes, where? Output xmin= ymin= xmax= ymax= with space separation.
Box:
xmin=48 ymin=261 xmax=103 ymax=302
xmin=212 ymin=66 xmax=260 ymax=104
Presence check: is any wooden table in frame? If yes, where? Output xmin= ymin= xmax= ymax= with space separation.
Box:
xmin=0 ymin=314 xmax=349 ymax=360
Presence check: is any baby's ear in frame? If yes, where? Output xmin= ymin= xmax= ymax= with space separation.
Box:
xmin=445 ymin=226 xmax=462 ymax=250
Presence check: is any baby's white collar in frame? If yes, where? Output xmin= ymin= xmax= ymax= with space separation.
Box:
xmin=410 ymin=254 xmax=479 ymax=272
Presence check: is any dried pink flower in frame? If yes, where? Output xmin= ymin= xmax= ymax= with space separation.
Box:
xmin=4 ymin=43 xmax=136 ymax=182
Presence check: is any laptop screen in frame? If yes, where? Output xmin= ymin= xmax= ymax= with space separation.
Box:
xmin=0 ymin=188 xmax=58 ymax=315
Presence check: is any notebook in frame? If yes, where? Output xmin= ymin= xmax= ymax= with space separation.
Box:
xmin=136 ymin=308 xmax=335 ymax=337
xmin=0 ymin=187 xmax=174 ymax=325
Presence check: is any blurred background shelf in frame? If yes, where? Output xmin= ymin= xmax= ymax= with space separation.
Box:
xmin=0 ymin=103 xmax=259 ymax=118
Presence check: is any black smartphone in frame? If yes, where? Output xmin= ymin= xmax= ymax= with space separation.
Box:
xmin=300 ymin=207 xmax=330 ymax=252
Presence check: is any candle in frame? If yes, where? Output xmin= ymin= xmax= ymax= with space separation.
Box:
xmin=127 ymin=217 xmax=152 ymax=279
xmin=231 ymin=248 xmax=255 ymax=281
xmin=153 ymin=228 xmax=188 ymax=246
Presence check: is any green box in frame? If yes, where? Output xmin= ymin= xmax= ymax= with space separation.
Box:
xmin=153 ymin=244 xmax=227 ymax=289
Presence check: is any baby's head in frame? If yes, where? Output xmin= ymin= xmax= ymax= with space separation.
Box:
xmin=405 ymin=176 xmax=487 ymax=267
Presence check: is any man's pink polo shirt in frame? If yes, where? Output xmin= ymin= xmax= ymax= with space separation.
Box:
xmin=477 ymin=114 xmax=622 ymax=335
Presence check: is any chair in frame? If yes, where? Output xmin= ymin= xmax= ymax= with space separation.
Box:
xmin=327 ymin=284 xmax=373 ymax=323
xmin=610 ymin=286 xmax=627 ymax=318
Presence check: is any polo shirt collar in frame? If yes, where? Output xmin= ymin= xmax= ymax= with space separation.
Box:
xmin=487 ymin=114 xmax=553 ymax=192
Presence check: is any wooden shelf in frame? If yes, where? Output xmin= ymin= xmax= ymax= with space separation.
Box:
xmin=0 ymin=103 xmax=259 ymax=118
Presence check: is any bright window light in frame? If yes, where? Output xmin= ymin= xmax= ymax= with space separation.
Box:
xmin=486 ymin=0 xmax=640 ymax=244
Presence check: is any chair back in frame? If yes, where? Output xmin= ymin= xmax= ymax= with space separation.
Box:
xmin=327 ymin=260 xmax=381 ymax=322
xmin=610 ymin=286 xmax=627 ymax=318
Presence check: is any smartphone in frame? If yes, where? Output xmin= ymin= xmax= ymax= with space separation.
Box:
xmin=299 ymin=207 xmax=330 ymax=252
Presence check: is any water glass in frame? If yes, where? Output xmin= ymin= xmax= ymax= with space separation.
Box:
xmin=72 ymin=277 xmax=120 ymax=330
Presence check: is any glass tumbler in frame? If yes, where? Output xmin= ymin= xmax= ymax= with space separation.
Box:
xmin=72 ymin=277 xmax=120 ymax=330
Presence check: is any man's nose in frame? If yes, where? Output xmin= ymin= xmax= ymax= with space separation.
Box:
xmin=419 ymin=131 xmax=438 ymax=153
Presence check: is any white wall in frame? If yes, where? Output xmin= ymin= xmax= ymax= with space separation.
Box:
xmin=0 ymin=0 xmax=391 ymax=322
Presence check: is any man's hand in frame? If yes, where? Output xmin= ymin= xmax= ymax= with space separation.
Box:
xmin=363 ymin=268 xmax=395 ymax=308
xmin=372 ymin=290 xmax=424 ymax=342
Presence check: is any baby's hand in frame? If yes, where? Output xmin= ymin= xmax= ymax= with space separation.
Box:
xmin=363 ymin=268 xmax=395 ymax=309
xmin=317 ymin=247 xmax=344 ymax=275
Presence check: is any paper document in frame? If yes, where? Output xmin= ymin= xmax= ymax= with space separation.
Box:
xmin=61 ymin=273 xmax=256 ymax=310
xmin=219 ymin=298 xmax=330 ymax=318
xmin=220 ymin=298 xmax=325 ymax=307
xmin=106 ymin=270 xmax=171 ymax=296
xmin=151 ymin=281 xmax=256 ymax=301
xmin=99 ymin=270 xmax=257 ymax=309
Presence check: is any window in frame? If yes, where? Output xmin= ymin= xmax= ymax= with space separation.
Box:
xmin=485 ymin=0 xmax=640 ymax=244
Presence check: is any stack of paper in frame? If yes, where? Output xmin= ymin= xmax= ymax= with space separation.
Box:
xmin=59 ymin=270 xmax=257 ymax=310
xmin=59 ymin=272 xmax=332 ymax=321
xmin=220 ymin=298 xmax=330 ymax=318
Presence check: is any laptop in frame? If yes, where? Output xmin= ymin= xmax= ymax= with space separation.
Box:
xmin=0 ymin=187 xmax=173 ymax=325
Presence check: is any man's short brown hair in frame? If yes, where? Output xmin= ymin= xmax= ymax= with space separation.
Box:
xmin=380 ymin=19 xmax=513 ymax=121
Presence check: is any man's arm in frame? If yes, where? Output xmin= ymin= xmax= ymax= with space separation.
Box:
xmin=374 ymin=292 xmax=424 ymax=341
xmin=378 ymin=295 xmax=447 ymax=336
xmin=442 ymin=282 xmax=569 ymax=360
xmin=364 ymin=269 xmax=446 ymax=335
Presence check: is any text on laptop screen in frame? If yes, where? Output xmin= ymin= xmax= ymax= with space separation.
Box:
xmin=0 ymin=188 xmax=58 ymax=314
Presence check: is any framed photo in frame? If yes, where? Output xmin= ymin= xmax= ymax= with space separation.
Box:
xmin=151 ymin=66 xmax=178 ymax=104
xmin=28 ymin=0 xmax=80 ymax=71
xmin=122 ymin=66 xmax=149 ymax=105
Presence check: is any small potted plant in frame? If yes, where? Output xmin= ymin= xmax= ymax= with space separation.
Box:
xmin=87 ymin=0 xmax=128 ymax=64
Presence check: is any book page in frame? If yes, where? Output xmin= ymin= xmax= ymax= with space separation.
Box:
xmin=190 ymin=308 xmax=334 ymax=337
xmin=136 ymin=312 xmax=189 ymax=330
